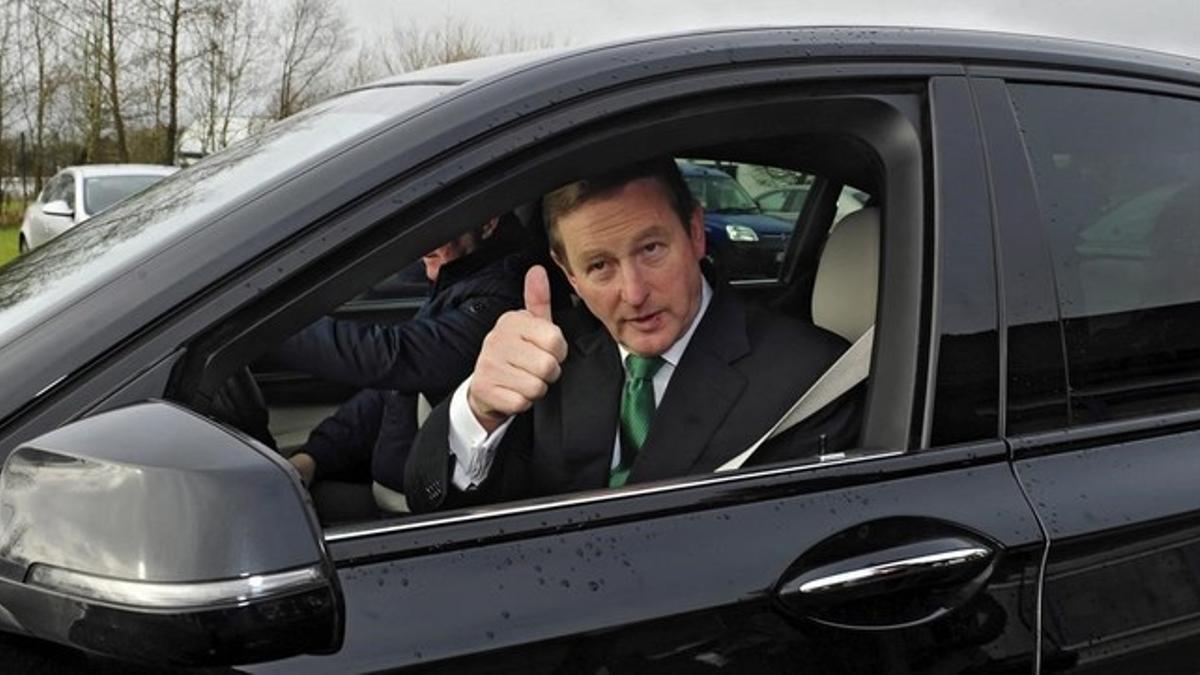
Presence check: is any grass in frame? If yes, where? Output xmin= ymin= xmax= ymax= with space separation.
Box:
xmin=0 ymin=199 xmax=26 ymax=266
xmin=0 ymin=226 xmax=17 ymax=266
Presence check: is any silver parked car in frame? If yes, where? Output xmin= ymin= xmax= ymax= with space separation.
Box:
xmin=755 ymin=183 xmax=867 ymax=224
xmin=18 ymin=164 xmax=178 ymax=252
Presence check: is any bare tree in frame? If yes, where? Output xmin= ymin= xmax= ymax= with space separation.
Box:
xmin=68 ymin=19 xmax=106 ymax=162
xmin=272 ymin=0 xmax=348 ymax=119
xmin=0 ymin=1 xmax=15 ymax=196
xmin=343 ymin=42 xmax=388 ymax=89
xmin=100 ymin=0 xmax=129 ymax=161
xmin=15 ymin=0 xmax=64 ymax=194
xmin=187 ymin=0 xmax=264 ymax=153
xmin=378 ymin=16 xmax=561 ymax=76
xmin=136 ymin=0 xmax=212 ymax=164
xmin=382 ymin=16 xmax=488 ymax=74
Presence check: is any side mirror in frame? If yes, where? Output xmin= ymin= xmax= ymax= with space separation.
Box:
xmin=0 ymin=401 xmax=342 ymax=666
xmin=41 ymin=199 xmax=74 ymax=218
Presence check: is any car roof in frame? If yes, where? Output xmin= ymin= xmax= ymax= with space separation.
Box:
xmin=2 ymin=25 xmax=1196 ymax=430
xmin=70 ymin=164 xmax=179 ymax=179
xmin=357 ymin=50 xmax=561 ymax=88
xmin=354 ymin=26 xmax=1198 ymax=94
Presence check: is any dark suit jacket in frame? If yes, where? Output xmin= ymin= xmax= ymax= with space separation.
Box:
xmin=404 ymin=281 xmax=858 ymax=513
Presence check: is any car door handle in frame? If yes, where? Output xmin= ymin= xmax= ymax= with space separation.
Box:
xmin=782 ymin=542 xmax=990 ymax=597
xmin=775 ymin=532 xmax=996 ymax=630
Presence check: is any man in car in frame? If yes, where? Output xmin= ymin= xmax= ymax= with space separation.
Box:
xmin=267 ymin=214 xmax=531 ymax=509
xmin=404 ymin=157 xmax=859 ymax=512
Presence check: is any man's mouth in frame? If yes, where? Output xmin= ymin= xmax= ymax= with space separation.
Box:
xmin=626 ymin=310 xmax=663 ymax=330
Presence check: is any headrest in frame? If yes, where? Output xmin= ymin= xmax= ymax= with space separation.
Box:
xmin=812 ymin=207 xmax=880 ymax=343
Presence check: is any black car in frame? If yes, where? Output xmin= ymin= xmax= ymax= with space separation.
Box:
xmin=1 ymin=27 xmax=1199 ymax=673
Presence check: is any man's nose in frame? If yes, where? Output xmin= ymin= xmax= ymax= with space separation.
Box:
xmin=619 ymin=263 xmax=649 ymax=306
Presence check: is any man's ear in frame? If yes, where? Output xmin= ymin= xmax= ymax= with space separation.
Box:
xmin=688 ymin=205 xmax=706 ymax=260
xmin=480 ymin=216 xmax=500 ymax=239
xmin=550 ymin=249 xmax=581 ymax=294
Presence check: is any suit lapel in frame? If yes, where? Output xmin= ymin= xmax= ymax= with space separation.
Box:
xmin=629 ymin=286 xmax=750 ymax=483
xmin=558 ymin=326 xmax=623 ymax=488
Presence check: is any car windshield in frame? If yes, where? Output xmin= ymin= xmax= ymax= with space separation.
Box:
xmin=0 ymin=84 xmax=452 ymax=346
xmin=685 ymin=174 xmax=761 ymax=214
xmin=84 ymin=175 xmax=168 ymax=215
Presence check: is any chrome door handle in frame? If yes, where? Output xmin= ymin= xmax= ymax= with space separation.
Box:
xmin=789 ymin=546 xmax=991 ymax=596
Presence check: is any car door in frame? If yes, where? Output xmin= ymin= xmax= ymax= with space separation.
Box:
xmin=0 ymin=37 xmax=1046 ymax=673
xmin=973 ymin=74 xmax=1200 ymax=672
xmin=227 ymin=75 xmax=1043 ymax=673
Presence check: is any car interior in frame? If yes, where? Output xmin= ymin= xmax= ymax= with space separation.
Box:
xmin=213 ymin=155 xmax=878 ymax=525
xmin=166 ymin=85 xmax=920 ymax=527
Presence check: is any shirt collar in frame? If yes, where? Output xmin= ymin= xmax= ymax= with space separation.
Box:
xmin=618 ymin=278 xmax=713 ymax=370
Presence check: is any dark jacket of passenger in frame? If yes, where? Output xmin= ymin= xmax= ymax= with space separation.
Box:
xmin=266 ymin=224 xmax=531 ymax=488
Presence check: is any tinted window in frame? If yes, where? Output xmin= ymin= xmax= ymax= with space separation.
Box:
xmin=43 ymin=175 xmax=68 ymax=203
xmin=1010 ymin=84 xmax=1200 ymax=424
xmin=62 ymin=177 xmax=75 ymax=207
xmin=84 ymin=175 xmax=169 ymax=214
xmin=756 ymin=190 xmax=787 ymax=210
xmin=684 ymin=174 xmax=759 ymax=212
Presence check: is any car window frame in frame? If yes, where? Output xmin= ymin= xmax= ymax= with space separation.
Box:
xmin=969 ymin=67 xmax=1200 ymax=456
xmin=177 ymin=86 xmax=927 ymax=558
xmin=2 ymin=62 xmax=939 ymax=564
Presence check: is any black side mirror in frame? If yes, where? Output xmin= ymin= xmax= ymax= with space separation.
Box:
xmin=0 ymin=401 xmax=342 ymax=666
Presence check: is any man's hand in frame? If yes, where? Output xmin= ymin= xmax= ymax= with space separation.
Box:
xmin=289 ymin=452 xmax=316 ymax=487
xmin=467 ymin=265 xmax=568 ymax=432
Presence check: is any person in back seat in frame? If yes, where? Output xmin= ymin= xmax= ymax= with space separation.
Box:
xmin=264 ymin=214 xmax=531 ymax=504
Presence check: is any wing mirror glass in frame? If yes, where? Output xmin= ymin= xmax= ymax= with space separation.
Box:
xmin=0 ymin=401 xmax=342 ymax=666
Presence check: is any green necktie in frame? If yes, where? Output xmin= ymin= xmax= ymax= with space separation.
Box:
xmin=610 ymin=354 xmax=665 ymax=488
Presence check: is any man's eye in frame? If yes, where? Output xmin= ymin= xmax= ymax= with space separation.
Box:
xmin=587 ymin=260 xmax=608 ymax=273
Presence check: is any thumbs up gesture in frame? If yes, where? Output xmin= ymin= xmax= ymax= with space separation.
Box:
xmin=467 ymin=265 xmax=569 ymax=431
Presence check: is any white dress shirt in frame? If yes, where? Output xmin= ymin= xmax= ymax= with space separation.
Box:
xmin=448 ymin=280 xmax=714 ymax=490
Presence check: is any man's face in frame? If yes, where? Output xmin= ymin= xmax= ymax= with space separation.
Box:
xmin=554 ymin=177 xmax=706 ymax=357
xmin=422 ymin=232 xmax=477 ymax=282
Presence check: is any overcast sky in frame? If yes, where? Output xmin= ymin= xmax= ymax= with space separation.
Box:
xmin=344 ymin=0 xmax=1200 ymax=59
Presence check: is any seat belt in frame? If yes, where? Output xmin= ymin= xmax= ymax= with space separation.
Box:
xmin=716 ymin=325 xmax=874 ymax=472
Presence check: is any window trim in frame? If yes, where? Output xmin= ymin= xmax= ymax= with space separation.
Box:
xmin=324 ymin=449 xmax=906 ymax=545
xmin=187 ymin=90 xmax=923 ymax=542
xmin=130 ymin=72 xmax=926 ymax=554
xmin=966 ymin=64 xmax=1200 ymax=102
xmin=997 ymin=78 xmax=1200 ymax=446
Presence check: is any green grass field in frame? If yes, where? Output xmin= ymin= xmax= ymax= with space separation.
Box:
xmin=1 ymin=199 xmax=26 ymax=266
xmin=0 ymin=226 xmax=18 ymax=266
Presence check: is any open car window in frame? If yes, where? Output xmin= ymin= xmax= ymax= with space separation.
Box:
xmin=169 ymin=78 xmax=923 ymax=531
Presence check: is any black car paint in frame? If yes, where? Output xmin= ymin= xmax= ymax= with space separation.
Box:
xmin=0 ymin=27 xmax=1195 ymax=672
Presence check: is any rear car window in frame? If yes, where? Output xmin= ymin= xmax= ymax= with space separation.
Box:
xmin=84 ymin=175 xmax=167 ymax=215
xmin=1010 ymin=83 xmax=1200 ymax=425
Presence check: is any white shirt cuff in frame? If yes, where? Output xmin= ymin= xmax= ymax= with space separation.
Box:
xmin=448 ymin=375 xmax=513 ymax=490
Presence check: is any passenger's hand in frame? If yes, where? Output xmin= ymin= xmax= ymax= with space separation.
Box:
xmin=467 ymin=265 xmax=568 ymax=432
xmin=290 ymin=452 xmax=316 ymax=487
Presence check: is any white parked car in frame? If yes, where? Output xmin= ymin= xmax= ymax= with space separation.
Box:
xmin=755 ymin=184 xmax=867 ymax=225
xmin=18 ymin=164 xmax=178 ymax=252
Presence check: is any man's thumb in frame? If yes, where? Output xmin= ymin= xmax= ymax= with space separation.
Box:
xmin=524 ymin=265 xmax=553 ymax=320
